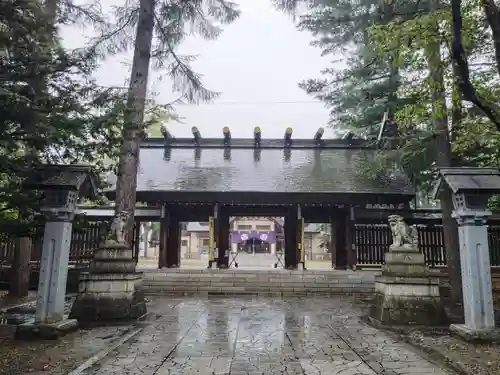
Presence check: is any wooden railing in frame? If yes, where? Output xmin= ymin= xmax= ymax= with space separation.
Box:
xmin=355 ymin=224 xmax=500 ymax=267
xmin=2 ymin=218 xmax=500 ymax=268
xmin=0 ymin=222 xmax=106 ymax=266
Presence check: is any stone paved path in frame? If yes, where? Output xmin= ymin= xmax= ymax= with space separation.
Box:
xmin=83 ymin=296 xmax=453 ymax=375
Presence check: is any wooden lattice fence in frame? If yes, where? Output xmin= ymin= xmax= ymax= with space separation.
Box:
xmin=355 ymin=223 xmax=500 ymax=267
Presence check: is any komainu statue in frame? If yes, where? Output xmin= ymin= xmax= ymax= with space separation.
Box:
xmin=105 ymin=211 xmax=130 ymax=245
xmin=388 ymin=214 xmax=418 ymax=249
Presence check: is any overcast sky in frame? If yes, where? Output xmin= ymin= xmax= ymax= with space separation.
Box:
xmin=61 ymin=0 xmax=342 ymax=138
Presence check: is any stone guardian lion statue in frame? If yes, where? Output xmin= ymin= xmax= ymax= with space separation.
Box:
xmin=105 ymin=210 xmax=130 ymax=245
xmin=388 ymin=214 xmax=418 ymax=249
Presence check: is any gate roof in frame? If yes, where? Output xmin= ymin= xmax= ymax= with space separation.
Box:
xmin=104 ymin=137 xmax=414 ymax=203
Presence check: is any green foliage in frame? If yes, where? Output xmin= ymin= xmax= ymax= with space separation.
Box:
xmin=297 ymin=0 xmax=500 ymax=204
xmin=91 ymin=0 xmax=240 ymax=104
xmin=0 ymin=0 xmax=126 ymax=233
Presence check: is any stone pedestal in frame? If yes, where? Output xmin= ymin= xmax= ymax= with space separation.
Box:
xmin=69 ymin=243 xmax=147 ymax=323
xmin=370 ymin=245 xmax=447 ymax=326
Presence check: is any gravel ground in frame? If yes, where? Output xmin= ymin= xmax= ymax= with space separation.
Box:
xmin=0 ymin=324 xmax=134 ymax=375
xmin=401 ymin=328 xmax=500 ymax=375
xmin=0 ymin=292 xmax=137 ymax=375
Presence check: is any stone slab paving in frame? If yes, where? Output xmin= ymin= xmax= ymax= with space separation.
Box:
xmin=83 ymin=296 xmax=453 ymax=375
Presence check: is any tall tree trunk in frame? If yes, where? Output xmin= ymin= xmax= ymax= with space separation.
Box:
xmin=381 ymin=0 xmax=399 ymax=136
xmin=44 ymin=0 xmax=59 ymax=25
xmin=483 ymin=0 xmax=500 ymax=77
xmin=113 ymin=0 xmax=155 ymax=244
xmin=424 ymin=17 xmax=463 ymax=311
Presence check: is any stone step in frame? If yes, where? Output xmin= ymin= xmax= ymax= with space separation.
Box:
xmin=143 ymin=288 xmax=373 ymax=295
xmin=144 ymin=279 xmax=376 ymax=285
xmin=142 ymin=270 xmax=376 ymax=295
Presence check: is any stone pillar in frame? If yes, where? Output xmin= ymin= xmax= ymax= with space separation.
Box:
xmin=166 ymin=217 xmax=180 ymax=268
xmin=142 ymin=222 xmax=150 ymax=258
xmin=270 ymin=242 xmax=276 ymax=255
xmin=284 ymin=207 xmax=298 ymax=270
xmin=433 ymin=167 xmax=500 ymax=341
xmin=270 ymin=221 xmax=276 ymax=255
xmin=16 ymin=191 xmax=79 ymax=339
xmin=69 ymin=213 xmax=147 ymax=324
xmin=369 ymin=215 xmax=446 ymax=326
xmin=450 ymin=212 xmax=498 ymax=340
xmin=218 ymin=209 xmax=230 ymax=268
xmin=36 ymin=220 xmax=73 ymax=324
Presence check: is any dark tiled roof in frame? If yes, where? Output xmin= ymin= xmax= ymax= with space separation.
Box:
xmin=25 ymin=164 xmax=98 ymax=198
xmin=433 ymin=167 xmax=500 ymax=197
xmin=106 ymin=146 xmax=413 ymax=195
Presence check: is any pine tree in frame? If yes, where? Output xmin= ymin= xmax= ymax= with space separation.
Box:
xmin=91 ymin=0 xmax=240 ymax=240
xmin=0 ymin=0 xmax=125 ymax=229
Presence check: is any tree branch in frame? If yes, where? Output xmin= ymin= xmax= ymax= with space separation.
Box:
xmin=451 ymin=0 xmax=500 ymax=131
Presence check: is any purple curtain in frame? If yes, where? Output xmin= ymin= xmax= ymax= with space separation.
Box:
xmin=231 ymin=231 xmax=276 ymax=244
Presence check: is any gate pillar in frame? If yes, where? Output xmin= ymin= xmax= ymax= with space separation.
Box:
xmin=332 ymin=208 xmax=348 ymax=270
xmin=166 ymin=216 xmax=180 ymax=268
xmin=208 ymin=203 xmax=220 ymax=268
xmin=346 ymin=206 xmax=356 ymax=270
xmin=329 ymin=216 xmax=336 ymax=269
xmin=284 ymin=206 xmax=298 ymax=269
xmin=217 ymin=208 xmax=230 ymax=269
xmin=158 ymin=205 xmax=169 ymax=269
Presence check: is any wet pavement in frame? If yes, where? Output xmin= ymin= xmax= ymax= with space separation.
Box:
xmin=83 ymin=296 xmax=453 ymax=375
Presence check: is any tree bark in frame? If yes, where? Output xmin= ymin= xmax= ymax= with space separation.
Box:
xmin=483 ymin=0 xmax=500 ymax=77
xmin=424 ymin=16 xmax=463 ymax=310
xmin=113 ymin=0 xmax=155 ymax=244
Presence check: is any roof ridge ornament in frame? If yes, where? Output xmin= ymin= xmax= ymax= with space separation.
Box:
xmin=284 ymin=127 xmax=293 ymax=147
xmin=191 ymin=126 xmax=201 ymax=145
xmin=223 ymin=126 xmax=231 ymax=146
xmin=314 ymin=127 xmax=324 ymax=145
xmin=254 ymin=126 xmax=261 ymax=147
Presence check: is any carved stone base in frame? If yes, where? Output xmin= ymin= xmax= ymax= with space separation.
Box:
xmin=370 ymin=275 xmax=447 ymax=326
xmin=15 ymin=319 xmax=78 ymax=340
xmin=382 ymin=246 xmax=430 ymax=277
xmin=70 ymin=272 xmax=146 ymax=323
xmin=89 ymin=243 xmax=136 ymax=273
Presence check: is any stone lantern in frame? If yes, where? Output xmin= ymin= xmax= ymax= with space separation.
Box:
xmin=434 ymin=167 xmax=500 ymax=341
xmin=16 ymin=165 xmax=98 ymax=339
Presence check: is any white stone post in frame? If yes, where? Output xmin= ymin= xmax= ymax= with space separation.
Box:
xmin=35 ymin=190 xmax=78 ymax=325
xmin=16 ymin=187 xmax=81 ymax=340
xmin=35 ymin=219 xmax=73 ymax=324
xmin=270 ymin=221 xmax=276 ymax=255
xmin=270 ymin=242 xmax=276 ymax=255
xmin=451 ymin=211 xmax=496 ymax=335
